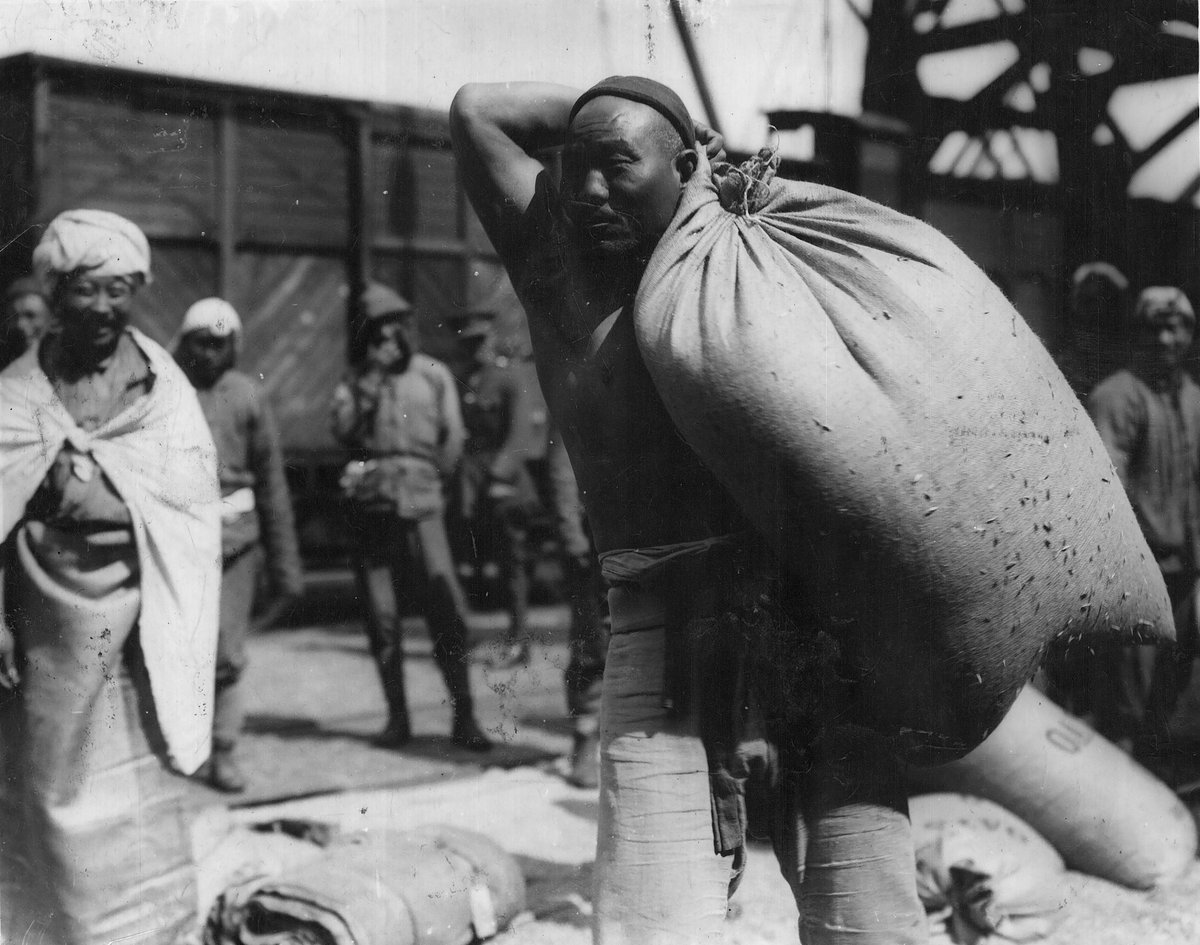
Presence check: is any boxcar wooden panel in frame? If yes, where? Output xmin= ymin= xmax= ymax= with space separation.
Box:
xmin=409 ymin=144 xmax=459 ymax=243
xmin=234 ymin=251 xmax=348 ymax=450
xmin=236 ymin=116 xmax=349 ymax=248
xmin=42 ymin=92 xmax=218 ymax=238
xmin=131 ymin=244 xmax=220 ymax=344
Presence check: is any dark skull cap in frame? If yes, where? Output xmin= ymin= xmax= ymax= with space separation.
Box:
xmin=569 ymin=76 xmax=696 ymax=149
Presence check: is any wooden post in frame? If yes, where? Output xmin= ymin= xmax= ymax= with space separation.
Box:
xmin=216 ymin=103 xmax=237 ymax=300
xmin=346 ymin=107 xmax=372 ymax=363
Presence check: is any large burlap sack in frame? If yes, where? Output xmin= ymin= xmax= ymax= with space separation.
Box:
xmin=909 ymin=684 xmax=1198 ymax=889
xmin=633 ymin=149 xmax=1172 ymax=760
xmin=910 ymin=792 xmax=1068 ymax=943
xmin=204 ymin=824 xmax=526 ymax=944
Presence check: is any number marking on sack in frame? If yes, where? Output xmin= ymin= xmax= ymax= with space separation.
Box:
xmin=1044 ymin=718 xmax=1094 ymax=754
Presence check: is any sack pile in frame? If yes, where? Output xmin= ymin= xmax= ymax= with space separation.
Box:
xmin=204 ymin=824 xmax=526 ymax=945
xmin=634 ymin=149 xmax=1173 ymax=760
xmin=910 ymin=684 xmax=1198 ymax=889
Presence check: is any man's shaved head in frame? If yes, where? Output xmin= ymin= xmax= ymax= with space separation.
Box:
xmin=569 ymin=75 xmax=695 ymax=150
xmin=562 ymin=95 xmax=699 ymax=263
xmin=643 ymin=108 xmax=689 ymax=159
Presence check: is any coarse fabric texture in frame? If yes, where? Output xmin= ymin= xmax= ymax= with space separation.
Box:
xmin=1087 ymin=368 xmax=1200 ymax=576
xmin=595 ymin=620 xmax=734 ymax=944
xmin=203 ymin=825 xmax=526 ymax=945
xmin=910 ymin=793 xmax=1068 ymax=944
xmin=0 ymin=524 xmax=196 ymax=944
xmin=767 ymin=729 xmax=927 ymax=945
xmin=597 ymin=572 xmax=925 ymax=945
xmin=32 ymin=207 xmax=153 ymax=291
xmin=0 ymin=329 xmax=221 ymax=772
xmin=633 ymin=148 xmax=1172 ymax=761
xmin=909 ymin=684 xmax=1198 ymax=890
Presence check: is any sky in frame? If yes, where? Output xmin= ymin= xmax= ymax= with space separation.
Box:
xmin=0 ymin=0 xmax=869 ymax=158
xmin=0 ymin=0 xmax=1193 ymax=199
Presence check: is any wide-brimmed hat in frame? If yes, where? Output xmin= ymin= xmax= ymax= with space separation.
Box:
xmin=361 ymin=282 xmax=413 ymax=321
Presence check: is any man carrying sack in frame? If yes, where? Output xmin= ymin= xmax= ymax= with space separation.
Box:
xmin=450 ymin=77 xmax=1172 ymax=944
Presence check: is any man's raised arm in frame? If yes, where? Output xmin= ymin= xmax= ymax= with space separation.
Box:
xmin=449 ymin=82 xmax=579 ymax=272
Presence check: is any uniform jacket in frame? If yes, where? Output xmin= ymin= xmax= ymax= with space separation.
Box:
xmin=331 ymin=354 xmax=465 ymax=519
xmin=195 ymin=369 xmax=303 ymax=596
xmin=1089 ymin=367 xmax=1200 ymax=575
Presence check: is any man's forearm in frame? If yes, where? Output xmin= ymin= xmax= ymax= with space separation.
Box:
xmin=450 ymin=82 xmax=580 ymax=157
xmin=451 ymin=81 xmax=578 ymax=272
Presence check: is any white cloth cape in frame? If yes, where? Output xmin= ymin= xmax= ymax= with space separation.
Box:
xmin=1 ymin=328 xmax=220 ymax=773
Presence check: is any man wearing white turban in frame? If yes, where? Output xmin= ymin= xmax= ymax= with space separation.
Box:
xmin=31 ymin=207 xmax=153 ymax=292
xmin=0 ymin=209 xmax=220 ymax=943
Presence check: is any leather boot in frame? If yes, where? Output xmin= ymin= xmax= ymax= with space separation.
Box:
xmin=446 ymin=660 xmax=491 ymax=751
xmin=567 ymin=730 xmax=600 ymax=789
xmin=452 ymin=711 xmax=492 ymax=752
xmin=374 ymin=713 xmax=412 ymax=748
xmin=374 ymin=636 xmax=412 ymax=748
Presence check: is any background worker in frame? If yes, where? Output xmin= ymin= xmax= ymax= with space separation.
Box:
xmin=332 ymin=282 xmax=490 ymax=752
xmin=1 ymin=274 xmax=52 ymax=370
xmin=0 ymin=209 xmax=219 ymax=943
xmin=175 ymin=297 xmax=303 ymax=793
xmin=452 ymin=309 xmax=543 ymax=669
xmin=1088 ymin=286 xmax=1200 ymax=763
xmin=1058 ymin=261 xmax=1131 ymax=401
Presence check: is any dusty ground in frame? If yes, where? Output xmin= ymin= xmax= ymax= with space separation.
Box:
xmin=187 ymin=584 xmax=1200 ymax=943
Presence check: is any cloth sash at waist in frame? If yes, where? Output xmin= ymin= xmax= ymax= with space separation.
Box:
xmin=599 ymin=533 xmax=746 ymax=588
xmin=601 ymin=533 xmax=778 ymax=864
xmin=220 ymin=486 xmax=257 ymax=524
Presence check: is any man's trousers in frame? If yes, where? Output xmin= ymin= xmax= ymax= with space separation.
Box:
xmin=351 ymin=511 xmax=477 ymax=725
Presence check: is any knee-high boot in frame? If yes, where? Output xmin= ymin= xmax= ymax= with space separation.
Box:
xmin=376 ymin=640 xmax=412 ymax=745
xmin=429 ymin=576 xmax=491 ymax=751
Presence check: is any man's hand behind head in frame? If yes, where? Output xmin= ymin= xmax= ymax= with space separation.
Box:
xmin=694 ymin=121 xmax=726 ymax=164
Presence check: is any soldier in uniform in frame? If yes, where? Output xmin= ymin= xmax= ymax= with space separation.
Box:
xmin=452 ymin=310 xmax=545 ymax=669
xmin=332 ymin=283 xmax=490 ymax=751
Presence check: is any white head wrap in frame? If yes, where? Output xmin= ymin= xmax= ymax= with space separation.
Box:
xmin=1135 ymin=286 xmax=1195 ymax=325
xmin=32 ymin=209 xmax=152 ymax=293
xmin=1071 ymin=261 xmax=1128 ymax=291
xmin=179 ymin=297 xmax=242 ymax=338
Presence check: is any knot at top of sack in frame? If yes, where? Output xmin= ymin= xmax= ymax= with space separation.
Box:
xmin=713 ymin=143 xmax=781 ymax=217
